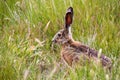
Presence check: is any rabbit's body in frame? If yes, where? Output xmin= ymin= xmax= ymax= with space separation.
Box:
xmin=61 ymin=40 xmax=112 ymax=69
xmin=52 ymin=7 xmax=112 ymax=70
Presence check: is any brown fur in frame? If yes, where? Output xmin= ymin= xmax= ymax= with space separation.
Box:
xmin=61 ymin=40 xmax=112 ymax=69
xmin=52 ymin=7 xmax=112 ymax=70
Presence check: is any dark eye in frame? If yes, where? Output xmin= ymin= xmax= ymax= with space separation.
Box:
xmin=58 ymin=34 xmax=61 ymax=37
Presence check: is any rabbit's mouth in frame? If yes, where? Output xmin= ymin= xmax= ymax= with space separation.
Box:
xmin=52 ymin=39 xmax=70 ymax=46
xmin=51 ymin=39 xmax=59 ymax=46
xmin=51 ymin=39 xmax=61 ymax=50
xmin=52 ymin=39 xmax=61 ymax=45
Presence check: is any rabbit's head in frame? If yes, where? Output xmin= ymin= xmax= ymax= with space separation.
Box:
xmin=52 ymin=7 xmax=74 ymax=45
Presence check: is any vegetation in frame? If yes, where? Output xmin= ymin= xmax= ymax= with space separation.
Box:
xmin=0 ymin=0 xmax=120 ymax=80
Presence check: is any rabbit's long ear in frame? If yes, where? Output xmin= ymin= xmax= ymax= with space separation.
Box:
xmin=65 ymin=7 xmax=73 ymax=30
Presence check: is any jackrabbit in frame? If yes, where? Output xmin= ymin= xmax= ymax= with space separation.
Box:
xmin=52 ymin=7 xmax=112 ymax=70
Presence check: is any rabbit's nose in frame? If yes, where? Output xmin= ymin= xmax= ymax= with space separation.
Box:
xmin=52 ymin=39 xmax=57 ymax=43
xmin=51 ymin=40 xmax=56 ymax=49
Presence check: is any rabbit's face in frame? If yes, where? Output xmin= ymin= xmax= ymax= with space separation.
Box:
xmin=52 ymin=7 xmax=73 ymax=45
xmin=52 ymin=29 xmax=70 ymax=44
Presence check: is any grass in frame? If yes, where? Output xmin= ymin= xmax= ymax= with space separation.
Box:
xmin=0 ymin=0 xmax=120 ymax=80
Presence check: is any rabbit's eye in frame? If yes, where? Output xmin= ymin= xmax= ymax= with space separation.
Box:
xmin=58 ymin=34 xmax=61 ymax=37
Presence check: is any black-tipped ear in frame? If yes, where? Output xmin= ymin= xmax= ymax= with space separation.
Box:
xmin=65 ymin=7 xmax=73 ymax=28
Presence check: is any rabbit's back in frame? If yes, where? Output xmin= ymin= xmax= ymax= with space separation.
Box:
xmin=61 ymin=41 xmax=112 ymax=69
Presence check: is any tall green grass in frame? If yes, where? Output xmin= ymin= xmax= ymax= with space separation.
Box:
xmin=0 ymin=0 xmax=120 ymax=80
